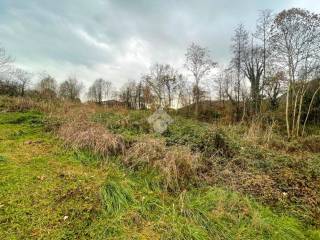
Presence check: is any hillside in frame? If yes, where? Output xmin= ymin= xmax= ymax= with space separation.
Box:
xmin=0 ymin=97 xmax=320 ymax=239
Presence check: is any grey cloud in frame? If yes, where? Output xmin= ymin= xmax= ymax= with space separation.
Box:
xmin=0 ymin=0 xmax=318 ymax=89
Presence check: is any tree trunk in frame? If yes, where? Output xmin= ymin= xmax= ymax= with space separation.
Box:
xmin=291 ymin=86 xmax=301 ymax=136
xmin=296 ymin=87 xmax=307 ymax=137
xmin=302 ymin=85 xmax=320 ymax=136
xmin=195 ymin=94 xmax=199 ymax=117
xmin=21 ymin=85 xmax=25 ymax=97
xmin=241 ymin=97 xmax=246 ymax=122
xmin=286 ymin=82 xmax=291 ymax=138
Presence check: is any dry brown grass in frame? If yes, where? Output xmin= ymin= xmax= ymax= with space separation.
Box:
xmin=123 ymin=137 xmax=166 ymax=167
xmin=245 ymin=118 xmax=277 ymax=146
xmin=58 ymin=119 xmax=125 ymax=157
xmin=200 ymin=160 xmax=284 ymax=204
xmin=125 ymin=137 xmax=201 ymax=191
xmin=0 ymin=96 xmax=58 ymax=113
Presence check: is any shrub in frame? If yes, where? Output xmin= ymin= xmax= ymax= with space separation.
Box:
xmin=125 ymin=138 xmax=201 ymax=191
xmin=58 ymin=120 xmax=125 ymax=157
xmin=93 ymin=110 xmax=151 ymax=136
xmin=198 ymin=129 xmax=234 ymax=158
xmin=160 ymin=146 xmax=201 ymax=191
xmin=123 ymin=137 xmax=166 ymax=168
xmin=166 ymin=118 xmax=235 ymax=158
xmin=0 ymin=96 xmax=37 ymax=112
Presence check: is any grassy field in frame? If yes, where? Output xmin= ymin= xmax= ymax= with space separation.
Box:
xmin=0 ymin=108 xmax=320 ymax=239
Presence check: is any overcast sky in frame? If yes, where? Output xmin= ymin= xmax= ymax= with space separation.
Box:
xmin=1 ymin=0 xmax=320 ymax=91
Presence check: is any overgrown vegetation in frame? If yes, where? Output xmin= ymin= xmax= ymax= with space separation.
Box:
xmin=1 ymin=97 xmax=320 ymax=239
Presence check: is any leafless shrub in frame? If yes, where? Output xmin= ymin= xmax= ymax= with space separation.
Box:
xmin=124 ymin=138 xmax=167 ymax=168
xmin=58 ymin=120 xmax=125 ymax=157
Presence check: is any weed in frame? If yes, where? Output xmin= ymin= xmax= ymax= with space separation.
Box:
xmin=58 ymin=120 xmax=125 ymax=157
xmin=101 ymin=175 xmax=135 ymax=215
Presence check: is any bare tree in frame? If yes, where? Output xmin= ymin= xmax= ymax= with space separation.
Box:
xmin=0 ymin=46 xmax=16 ymax=96
xmin=0 ymin=46 xmax=13 ymax=75
xmin=176 ymin=78 xmax=193 ymax=108
xmin=302 ymin=82 xmax=320 ymax=135
xmin=135 ymin=80 xmax=147 ymax=109
xmin=143 ymin=64 xmax=165 ymax=107
xmin=217 ymin=67 xmax=235 ymax=121
xmin=14 ymin=68 xmax=32 ymax=97
xmin=119 ymin=80 xmax=138 ymax=109
xmin=231 ymin=24 xmax=249 ymax=120
xmin=185 ymin=43 xmax=217 ymax=116
xmin=0 ymin=74 xmax=18 ymax=96
xmin=59 ymin=76 xmax=83 ymax=101
xmin=87 ymin=78 xmax=112 ymax=104
xmin=255 ymin=9 xmax=273 ymax=86
xmin=143 ymin=63 xmax=179 ymax=108
xmin=271 ymin=8 xmax=320 ymax=137
xmin=37 ymin=73 xmax=58 ymax=99
xmin=243 ymin=41 xmax=264 ymax=114
xmin=213 ymin=71 xmax=225 ymax=103
xmin=162 ymin=67 xmax=179 ymax=108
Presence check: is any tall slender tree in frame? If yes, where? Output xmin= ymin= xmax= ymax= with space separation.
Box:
xmin=255 ymin=10 xmax=273 ymax=87
xmin=231 ymin=24 xmax=249 ymax=120
xmin=185 ymin=43 xmax=217 ymax=117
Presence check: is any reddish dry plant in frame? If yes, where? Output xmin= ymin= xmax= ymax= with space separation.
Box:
xmin=125 ymin=137 xmax=201 ymax=191
xmin=58 ymin=119 xmax=125 ymax=157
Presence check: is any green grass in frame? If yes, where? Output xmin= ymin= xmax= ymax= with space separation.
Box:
xmin=0 ymin=111 xmax=319 ymax=239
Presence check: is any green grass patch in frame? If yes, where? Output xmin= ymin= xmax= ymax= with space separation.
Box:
xmin=101 ymin=174 xmax=135 ymax=215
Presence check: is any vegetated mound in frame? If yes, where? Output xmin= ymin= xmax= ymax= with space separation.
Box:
xmin=93 ymin=110 xmax=151 ymax=140
xmin=163 ymin=116 xmax=320 ymax=225
xmin=101 ymin=99 xmax=127 ymax=108
xmin=58 ymin=119 xmax=125 ymax=157
xmin=178 ymin=100 xmax=223 ymax=121
xmin=165 ymin=117 xmax=236 ymax=158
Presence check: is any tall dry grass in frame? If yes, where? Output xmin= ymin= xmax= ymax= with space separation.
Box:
xmin=125 ymin=137 xmax=201 ymax=191
xmin=0 ymin=96 xmax=58 ymax=113
xmin=245 ymin=117 xmax=278 ymax=146
xmin=58 ymin=119 xmax=125 ymax=157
